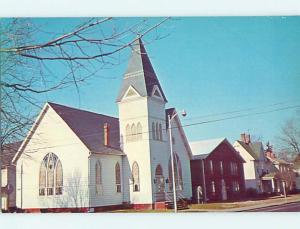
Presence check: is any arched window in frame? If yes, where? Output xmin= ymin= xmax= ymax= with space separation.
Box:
xmin=95 ymin=161 xmax=102 ymax=195
xmin=152 ymin=122 xmax=156 ymax=140
xmin=155 ymin=164 xmax=163 ymax=176
xmin=156 ymin=123 xmax=159 ymax=141
xmin=115 ymin=162 xmax=121 ymax=193
xmin=126 ymin=124 xmax=131 ymax=142
xmin=168 ymin=153 xmax=183 ymax=191
xmin=159 ymin=123 xmax=163 ymax=141
xmin=39 ymin=157 xmax=47 ymax=196
xmin=39 ymin=153 xmax=63 ymax=196
xmin=55 ymin=160 xmax=63 ymax=195
xmin=155 ymin=164 xmax=165 ymax=194
xmin=131 ymin=123 xmax=137 ymax=141
xmin=137 ymin=122 xmax=143 ymax=140
xmin=132 ymin=162 xmax=140 ymax=192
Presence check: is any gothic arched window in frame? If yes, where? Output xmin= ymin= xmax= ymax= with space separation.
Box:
xmin=131 ymin=123 xmax=137 ymax=141
xmin=95 ymin=161 xmax=102 ymax=195
xmin=159 ymin=123 xmax=163 ymax=141
xmin=152 ymin=122 xmax=156 ymax=140
xmin=156 ymin=123 xmax=159 ymax=141
xmin=126 ymin=124 xmax=131 ymax=142
xmin=168 ymin=153 xmax=183 ymax=191
xmin=39 ymin=153 xmax=63 ymax=196
xmin=137 ymin=122 xmax=143 ymax=140
xmin=115 ymin=162 xmax=121 ymax=193
xmin=132 ymin=162 xmax=140 ymax=192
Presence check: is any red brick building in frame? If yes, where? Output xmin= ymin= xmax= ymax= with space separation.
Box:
xmin=190 ymin=138 xmax=245 ymax=202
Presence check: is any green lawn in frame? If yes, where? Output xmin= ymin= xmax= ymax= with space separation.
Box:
xmin=188 ymin=203 xmax=244 ymax=210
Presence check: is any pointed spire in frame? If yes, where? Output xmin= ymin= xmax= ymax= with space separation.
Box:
xmin=116 ymin=38 xmax=167 ymax=102
xmin=125 ymin=37 xmax=155 ymax=76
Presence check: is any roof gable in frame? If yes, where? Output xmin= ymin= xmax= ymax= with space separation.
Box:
xmin=190 ymin=138 xmax=245 ymax=162
xmin=189 ymin=138 xmax=226 ymax=159
xmin=235 ymin=140 xmax=260 ymax=160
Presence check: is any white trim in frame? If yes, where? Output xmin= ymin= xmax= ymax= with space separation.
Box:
xmin=13 ymin=102 xmax=92 ymax=164
xmin=151 ymin=85 xmax=164 ymax=100
xmin=12 ymin=103 xmax=50 ymax=164
xmin=234 ymin=141 xmax=256 ymax=161
xmin=121 ymin=85 xmax=141 ymax=101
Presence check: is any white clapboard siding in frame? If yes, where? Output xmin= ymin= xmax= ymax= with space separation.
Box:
xmin=167 ymin=116 xmax=193 ymax=199
xmin=89 ymin=154 xmax=124 ymax=207
xmin=16 ymin=106 xmax=90 ymax=209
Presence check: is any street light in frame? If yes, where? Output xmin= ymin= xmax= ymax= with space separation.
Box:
xmin=168 ymin=109 xmax=187 ymax=213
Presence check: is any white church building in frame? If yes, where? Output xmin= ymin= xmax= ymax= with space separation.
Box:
xmin=12 ymin=38 xmax=193 ymax=212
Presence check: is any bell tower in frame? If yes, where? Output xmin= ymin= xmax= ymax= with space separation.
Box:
xmin=116 ymin=38 xmax=169 ymax=206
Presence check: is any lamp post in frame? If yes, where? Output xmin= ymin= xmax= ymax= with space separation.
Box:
xmin=168 ymin=109 xmax=186 ymax=213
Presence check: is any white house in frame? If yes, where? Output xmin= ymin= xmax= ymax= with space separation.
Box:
xmin=233 ymin=134 xmax=266 ymax=193
xmin=1 ymin=142 xmax=21 ymax=212
xmin=13 ymin=38 xmax=192 ymax=212
xmin=293 ymin=155 xmax=300 ymax=191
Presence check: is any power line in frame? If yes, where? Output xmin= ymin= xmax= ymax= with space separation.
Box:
xmin=182 ymin=100 xmax=297 ymax=122
xmin=2 ymin=103 xmax=298 ymax=156
xmin=183 ymin=105 xmax=300 ymax=127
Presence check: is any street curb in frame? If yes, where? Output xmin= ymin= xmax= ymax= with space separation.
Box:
xmin=234 ymin=200 xmax=300 ymax=212
xmin=182 ymin=198 xmax=300 ymax=212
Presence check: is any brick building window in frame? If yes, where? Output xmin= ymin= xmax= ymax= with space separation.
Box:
xmin=211 ymin=181 xmax=216 ymax=195
xmin=220 ymin=161 xmax=223 ymax=175
xmin=209 ymin=160 xmax=213 ymax=174
xmin=232 ymin=181 xmax=240 ymax=192
xmin=230 ymin=162 xmax=238 ymax=175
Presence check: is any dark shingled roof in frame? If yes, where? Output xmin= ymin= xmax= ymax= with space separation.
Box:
xmin=1 ymin=141 xmax=22 ymax=168
xmin=236 ymin=140 xmax=263 ymax=160
xmin=116 ymin=38 xmax=167 ymax=102
xmin=48 ymin=102 xmax=124 ymax=155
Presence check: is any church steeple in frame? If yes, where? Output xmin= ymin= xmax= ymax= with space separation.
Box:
xmin=116 ymin=38 xmax=167 ymax=102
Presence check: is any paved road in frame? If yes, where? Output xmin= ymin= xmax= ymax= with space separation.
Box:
xmin=245 ymin=202 xmax=300 ymax=212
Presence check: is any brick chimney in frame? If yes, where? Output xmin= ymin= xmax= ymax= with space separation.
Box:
xmin=245 ymin=134 xmax=251 ymax=144
xmin=265 ymin=142 xmax=275 ymax=158
xmin=240 ymin=133 xmax=246 ymax=143
xmin=104 ymin=123 xmax=110 ymax=146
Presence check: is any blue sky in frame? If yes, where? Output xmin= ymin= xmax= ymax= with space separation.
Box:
xmin=24 ymin=17 xmax=300 ymax=148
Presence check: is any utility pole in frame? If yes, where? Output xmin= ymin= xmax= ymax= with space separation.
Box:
xmin=168 ymin=114 xmax=177 ymax=213
xmin=168 ymin=110 xmax=187 ymax=213
xmin=201 ymin=159 xmax=207 ymax=203
xmin=282 ymin=181 xmax=287 ymax=201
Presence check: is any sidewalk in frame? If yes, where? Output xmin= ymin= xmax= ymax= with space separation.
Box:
xmin=183 ymin=194 xmax=300 ymax=212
